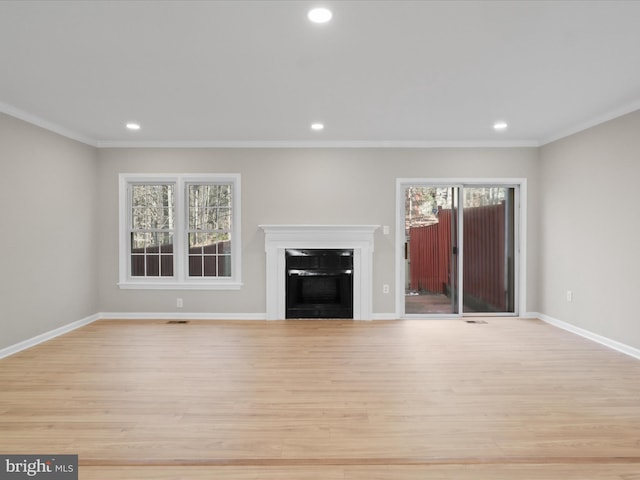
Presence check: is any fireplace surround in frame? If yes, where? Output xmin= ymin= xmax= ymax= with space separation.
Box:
xmin=260 ymin=225 xmax=379 ymax=320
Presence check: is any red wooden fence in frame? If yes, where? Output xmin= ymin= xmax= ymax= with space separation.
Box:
xmin=409 ymin=203 xmax=505 ymax=311
xmin=409 ymin=208 xmax=453 ymax=294
xmin=131 ymin=240 xmax=231 ymax=277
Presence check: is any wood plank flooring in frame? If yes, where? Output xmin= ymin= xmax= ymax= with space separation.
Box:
xmin=1 ymin=318 xmax=640 ymax=479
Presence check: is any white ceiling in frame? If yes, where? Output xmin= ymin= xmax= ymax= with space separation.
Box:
xmin=1 ymin=0 xmax=640 ymax=147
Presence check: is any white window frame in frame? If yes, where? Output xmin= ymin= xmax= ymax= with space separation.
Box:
xmin=118 ymin=173 xmax=242 ymax=290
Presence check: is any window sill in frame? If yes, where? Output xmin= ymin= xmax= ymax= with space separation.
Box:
xmin=118 ymin=281 xmax=243 ymax=291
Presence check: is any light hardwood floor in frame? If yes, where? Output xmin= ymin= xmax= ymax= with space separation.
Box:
xmin=1 ymin=318 xmax=640 ymax=479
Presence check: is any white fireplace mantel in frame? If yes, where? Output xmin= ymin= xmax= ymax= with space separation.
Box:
xmin=259 ymin=225 xmax=380 ymax=320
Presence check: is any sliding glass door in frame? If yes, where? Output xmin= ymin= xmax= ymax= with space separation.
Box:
xmin=462 ymin=186 xmax=516 ymax=314
xmin=404 ymin=185 xmax=460 ymax=315
xmin=400 ymin=182 xmax=518 ymax=317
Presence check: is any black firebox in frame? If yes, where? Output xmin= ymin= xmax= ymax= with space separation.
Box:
xmin=285 ymin=249 xmax=354 ymax=319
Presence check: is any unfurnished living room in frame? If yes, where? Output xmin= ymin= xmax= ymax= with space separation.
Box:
xmin=1 ymin=1 xmax=640 ymax=479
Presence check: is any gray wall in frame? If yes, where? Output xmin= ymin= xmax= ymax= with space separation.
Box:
xmin=0 ymin=113 xmax=98 ymax=350
xmin=97 ymin=147 xmax=540 ymax=317
xmin=8 ymin=104 xmax=640 ymax=348
xmin=12 ymin=107 xmax=640 ymax=353
xmin=11 ymin=104 xmax=640 ymax=353
xmin=539 ymin=110 xmax=640 ymax=350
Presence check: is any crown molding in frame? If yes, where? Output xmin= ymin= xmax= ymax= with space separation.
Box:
xmin=541 ymin=100 xmax=640 ymax=145
xmin=3 ymin=99 xmax=639 ymax=150
xmin=0 ymin=101 xmax=98 ymax=147
xmin=96 ymin=139 xmax=540 ymax=149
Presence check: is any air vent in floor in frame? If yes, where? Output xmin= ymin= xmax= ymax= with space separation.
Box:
xmin=167 ymin=320 xmax=189 ymax=324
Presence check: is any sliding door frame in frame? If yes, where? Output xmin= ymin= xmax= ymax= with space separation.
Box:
xmin=396 ymin=178 xmax=527 ymax=318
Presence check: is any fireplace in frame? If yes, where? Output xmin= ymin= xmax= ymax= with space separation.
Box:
xmin=260 ymin=225 xmax=379 ymax=320
xmin=286 ymin=249 xmax=354 ymax=318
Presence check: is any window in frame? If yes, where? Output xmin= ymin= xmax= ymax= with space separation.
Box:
xmin=119 ymin=174 xmax=241 ymax=289
xmin=130 ymin=184 xmax=175 ymax=277
xmin=187 ymin=184 xmax=232 ymax=278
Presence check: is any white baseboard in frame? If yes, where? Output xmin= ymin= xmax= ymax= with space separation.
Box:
xmin=98 ymin=312 xmax=268 ymax=321
xmin=371 ymin=313 xmax=400 ymax=320
xmin=100 ymin=312 xmax=398 ymax=321
xmin=6 ymin=311 xmax=637 ymax=362
xmin=0 ymin=313 xmax=100 ymax=360
xmin=0 ymin=311 xmax=397 ymax=359
xmin=0 ymin=312 xmax=267 ymax=359
xmin=535 ymin=312 xmax=640 ymax=360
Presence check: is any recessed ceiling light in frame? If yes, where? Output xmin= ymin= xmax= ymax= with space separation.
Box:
xmin=311 ymin=122 xmax=325 ymax=131
xmin=126 ymin=122 xmax=141 ymax=131
xmin=308 ymin=7 xmax=332 ymax=24
xmin=493 ymin=121 xmax=508 ymax=131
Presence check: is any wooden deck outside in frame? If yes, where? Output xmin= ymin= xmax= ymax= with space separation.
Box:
xmin=405 ymin=292 xmax=456 ymax=314
xmin=1 ymin=318 xmax=640 ymax=479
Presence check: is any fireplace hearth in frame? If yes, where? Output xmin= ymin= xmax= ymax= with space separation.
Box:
xmin=260 ymin=225 xmax=379 ymax=320
xmin=286 ymin=249 xmax=354 ymax=319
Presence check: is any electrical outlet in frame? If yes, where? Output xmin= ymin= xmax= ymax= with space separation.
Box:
xmin=383 ymin=284 xmax=390 ymax=294
xmin=177 ymin=298 xmax=183 ymax=308
xmin=383 ymin=225 xmax=390 ymax=235
xmin=566 ymin=290 xmax=572 ymax=302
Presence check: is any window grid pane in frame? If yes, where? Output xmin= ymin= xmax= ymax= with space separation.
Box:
xmin=130 ymin=184 xmax=175 ymax=278
xmin=188 ymin=184 xmax=232 ymax=278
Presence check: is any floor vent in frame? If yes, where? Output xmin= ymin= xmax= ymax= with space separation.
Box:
xmin=465 ymin=320 xmax=488 ymax=324
xmin=167 ymin=320 xmax=189 ymax=324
